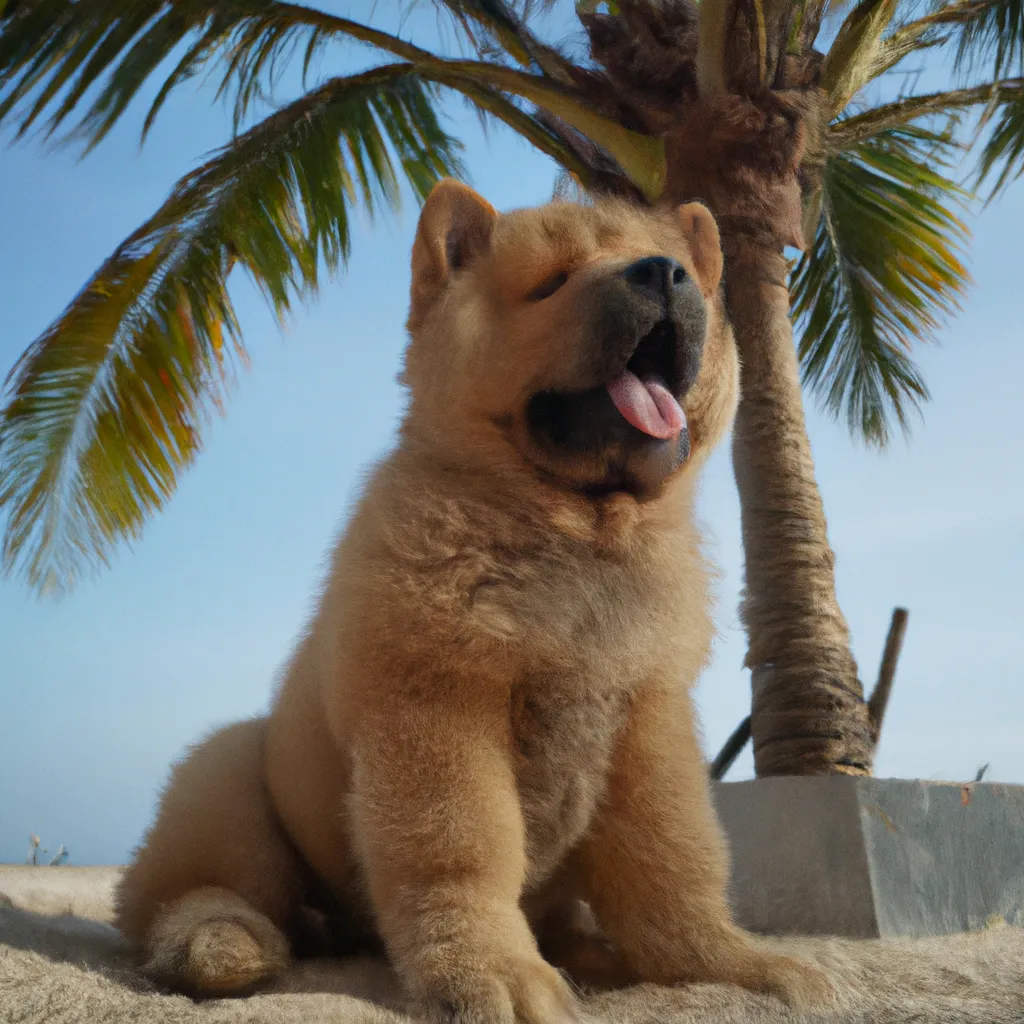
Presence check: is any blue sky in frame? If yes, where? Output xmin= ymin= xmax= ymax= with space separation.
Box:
xmin=1 ymin=5 xmax=1022 ymax=866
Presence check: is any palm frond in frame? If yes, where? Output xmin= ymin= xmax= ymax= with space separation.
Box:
xmin=826 ymin=79 xmax=1024 ymax=149
xmin=910 ymin=0 xmax=1024 ymax=191
xmin=877 ymin=0 xmax=993 ymax=65
xmin=0 ymin=2 xmax=380 ymax=147
xmin=404 ymin=0 xmax=576 ymax=81
xmin=949 ymin=0 xmax=1024 ymax=194
xmin=0 ymin=1 xmax=506 ymax=147
xmin=823 ymin=0 xmax=1023 ymax=134
xmin=976 ymin=81 xmax=1024 ymax=190
xmin=0 ymin=3 xmax=467 ymax=144
xmin=951 ymin=0 xmax=1024 ymax=79
xmin=0 ymin=66 xmax=462 ymax=594
xmin=866 ymin=6 xmax=958 ymax=85
xmin=433 ymin=58 xmax=665 ymax=196
xmin=820 ymin=0 xmax=900 ymax=118
xmin=0 ymin=0 xmax=663 ymax=196
xmin=430 ymin=76 xmax=623 ymax=193
xmin=825 ymin=77 xmax=1024 ymax=193
xmin=791 ymin=125 xmax=971 ymax=447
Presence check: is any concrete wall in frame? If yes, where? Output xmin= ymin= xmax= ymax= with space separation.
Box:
xmin=714 ymin=777 xmax=1024 ymax=938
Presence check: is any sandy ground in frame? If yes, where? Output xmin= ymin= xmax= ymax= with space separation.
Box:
xmin=3 ymin=866 xmax=1024 ymax=1023
xmin=0 ymin=866 xmax=123 ymax=923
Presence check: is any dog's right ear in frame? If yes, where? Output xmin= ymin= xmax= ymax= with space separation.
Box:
xmin=410 ymin=179 xmax=497 ymax=321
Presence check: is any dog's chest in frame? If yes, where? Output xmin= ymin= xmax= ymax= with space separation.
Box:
xmin=509 ymin=677 xmax=629 ymax=887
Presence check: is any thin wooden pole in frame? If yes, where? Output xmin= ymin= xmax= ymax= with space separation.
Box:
xmin=711 ymin=607 xmax=909 ymax=777
xmin=709 ymin=716 xmax=752 ymax=781
xmin=867 ymin=607 xmax=909 ymax=748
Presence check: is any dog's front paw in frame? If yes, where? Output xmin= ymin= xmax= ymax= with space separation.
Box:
xmin=415 ymin=955 xmax=583 ymax=1024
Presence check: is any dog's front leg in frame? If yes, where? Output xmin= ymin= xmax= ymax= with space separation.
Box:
xmin=570 ymin=681 xmax=834 ymax=1008
xmin=350 ymin=693 xmax=580 ymax=1024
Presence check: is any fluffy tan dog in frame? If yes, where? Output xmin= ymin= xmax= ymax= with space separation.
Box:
xmin=115 ymin=181 xmax=831 ymax=1023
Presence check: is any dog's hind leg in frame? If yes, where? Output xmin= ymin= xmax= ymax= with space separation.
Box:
xmin=114 ymin=718 xmax=306 ymax=995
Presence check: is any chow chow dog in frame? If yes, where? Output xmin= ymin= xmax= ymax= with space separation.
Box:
xmin=115 ymin=180 xmax=831 ymax=1022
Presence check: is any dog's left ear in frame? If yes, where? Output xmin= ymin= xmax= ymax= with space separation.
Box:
xmin=676 ymin=202 xmax=723 ymax=297
xmin=410 ymin=179 xmax=498 ymax=321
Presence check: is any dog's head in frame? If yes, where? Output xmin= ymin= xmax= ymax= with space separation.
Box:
xmin=402 ymin=180 xmax=738 ymax=499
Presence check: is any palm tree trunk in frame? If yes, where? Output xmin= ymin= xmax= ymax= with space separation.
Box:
xmin=577 ymin=0 xmax=875 ymax=775
xmin=661 ymin=86 xmax=875 ymax=776
xmin=724 ymin=232 xmax=875 ymax=776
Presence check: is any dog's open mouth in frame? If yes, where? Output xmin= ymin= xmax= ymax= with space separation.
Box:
xmin=606 ymin=320 xmax=686 ymax=441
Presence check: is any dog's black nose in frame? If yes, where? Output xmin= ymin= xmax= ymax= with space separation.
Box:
xmin=623 ymin=256 xmax=686 ymax=303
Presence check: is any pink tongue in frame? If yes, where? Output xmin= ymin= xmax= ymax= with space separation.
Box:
xmin=606 ymin=370 xmax=686 ymax=440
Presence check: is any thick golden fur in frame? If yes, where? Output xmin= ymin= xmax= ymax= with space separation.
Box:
xmin=115 ymin=182 xmax=831 ymax=1023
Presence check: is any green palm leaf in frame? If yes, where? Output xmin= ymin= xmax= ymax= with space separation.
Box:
xmin=824 ymin=80 xmax=1024 ymax=195
xmin=822 ymin=0 xmax=1024 ymax=194
xmin=950 ymin=0 xmax=1024 ymax=194
xmin=977 ymin=82 xmax=1024 ymax=190
xmin=0 ymin=0 xmax=663 ymax=193
xmin=405 ymin=0 xmax=576 ymax=80
xmin=820 ymin=0 xmax=900 ymax=118
xmin=920 ymin=0 xmax=1024 ymax=194
xmin=434 ymin=58 xmax=665 ymax=196
xmin=1 ymin=0 xmax=266 ymax=145
xmin=826 ymin=82 xmax=1008 ymax=149
xmin=951 ymin=0 xmax=1024 ymax=79
xmin=0 ymin=0 xmax=462 ymax=146
xmin=0 ymin=2 xmax=664 ymax=595
xmin=875 ymin=0 xmax=1004 ymax=78
xmin=791 ymin=125 xmax=971 ymax=447
xmin=915 ymin=0 xmax=1024 ymax=193
xmin=0 ymin=66 xmax=463 ymax=594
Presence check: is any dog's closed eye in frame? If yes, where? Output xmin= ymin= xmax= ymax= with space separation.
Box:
xmin=527 ymin=271 xmax=569 ymax=302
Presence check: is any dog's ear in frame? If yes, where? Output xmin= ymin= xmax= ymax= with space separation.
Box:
xmin=676 ymin=202 xmax=722 ymax=297
xmin=410 ymin=179 xmax=498 ymax=320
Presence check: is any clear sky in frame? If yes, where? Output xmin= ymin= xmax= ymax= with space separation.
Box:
xmin=1 ymin=5 xmax=1022 ymax=866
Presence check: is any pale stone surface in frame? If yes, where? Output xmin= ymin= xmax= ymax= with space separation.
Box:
xmin=714 ymin=777 xmax=1024 ymax=938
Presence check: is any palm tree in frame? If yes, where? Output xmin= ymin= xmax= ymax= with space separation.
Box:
xmin=1 ymin=0 xmax=1021 ymax=777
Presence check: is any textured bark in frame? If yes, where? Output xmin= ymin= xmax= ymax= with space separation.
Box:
xmin=576 ymin=0 xmax=876 ymax=775
xmin=657 ymin=83 xmax=874 ymax=775
xmin=725 ymin=234 xmax=874 ymax=776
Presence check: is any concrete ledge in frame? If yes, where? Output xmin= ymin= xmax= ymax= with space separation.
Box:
xmin=714 ymin=777 xmax=1024 ymax=938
